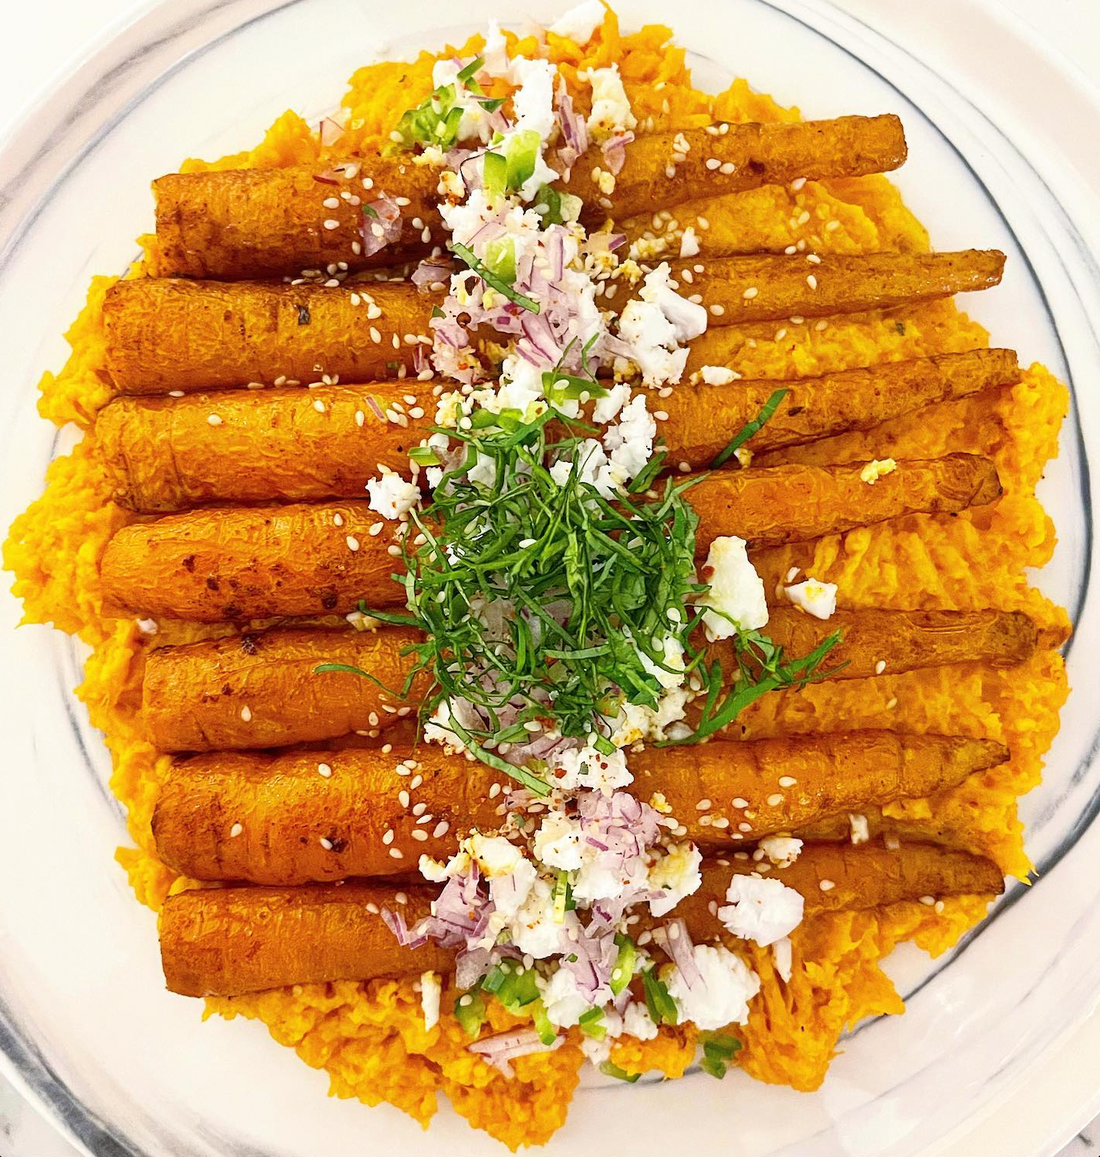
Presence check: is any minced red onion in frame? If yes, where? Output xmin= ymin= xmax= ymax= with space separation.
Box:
xmin=318 ymin=116 xmax=345 ymax=147
xmin=469 ymin=1029 xmax=562 ymax=1077
xmin=359 ymin=193 xmax=404 ymax=257
xmin=600 ymin=130 xmax=634 ymax=176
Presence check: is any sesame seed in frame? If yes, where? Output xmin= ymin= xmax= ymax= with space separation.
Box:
xmin=705 ymin=158 xmax=721 ymax=171
xmin=875 ymin=660 xmax=886 ymax=674
xmin=389 ymin=848 xmax=404 ymax=859
xmin=732 ymin=797 xmax=749 ymax=808
xmin=411 ymin=829 xmax=428 ymax=841
xmin=819 ymin=879 xmax=836 ymax=891
xmin=320 ymin=837 xmax=334 ymax=850
xmin=207 ymin=414 xmax=223 ymax=426
xmin=919 ymin=895 xmax=936 ymax=906
xmin=387 ymin=544 xmax=402 ymax=557
xmin=767 ymin=792 xmax=784 ymax=806
xmin=696 ymin=798 xmax=712 ymax=811
xmin=230 ymin=822 xmax=243 ymax=838
xmin=709 ymin=303 xmax=726 ymax=316
xmin=742 ymin=287 xmax=758 ymax=300
xmin=382 ymin=829 xmax=394 ymax=845
xmin=935 ymin=900 xmax=945 ymax=914
xmin=654 ymin=410 xmax=669 ymax=421
xmin=366 ymin=901 xmax=380 ymax=915
xmin=778 ymin=775 xmax=797 ymax=788
xmin=355 ymin=410 xmax=366 ymax=426
xmin=738 ymin=821 xmax=752 ymax=832
xmin=719 ymin=161 xmax=735 ymax=175
xmin=368 ymin=521 xmax=384 ymax=537
xmin=806 ymin=274 xmax=818 ymax=290
xmin=323 ymin=197 xmax=340 ymax=209
xmin=410 ymin=774 xmax=423 ymax=790
xmin=489 ymin=783 xmax=501 ymax=799
xmin=240 ymin=705 xmax=252 ymax=722
xmin=398 ymin=789 xmax=410 ymax=808
xmin=791 ymin=177 xmax=807 ymax=191
xmin=887 ymin=696 xmax=899 ymax=709
xmin=815 ymin=319 xmax=828 ymax=332
xmin=323 ymin=219 xmax=340 ymax=230
xmin=346 ymin=535 xmax=360 ymax=552
xmin=807 ymin=253 xmax=822 ymax=265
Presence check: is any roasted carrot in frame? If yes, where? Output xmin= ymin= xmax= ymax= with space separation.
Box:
xmin=690 ymin=453 xmax=1001 ymax=554
xmin=142 ymin=627 xmax=428 ymax=752
xmin=97 ymin=350 xmax=1019 ymax=512
xmin=152 ymin=732 xmax=1008 ymax=885
xmin=149 ymin=117 xmax=907 ymax=281
xmin=100 ymin=455 xmax=1000 ymax=621
xmin=160 ymin=842 xmax=1002 ymax=997
xmin=102 ymin=279 xmax=433 ymax=393
xmin=142 ymin=609 xmax=1041 ymax=753
xmin=598 ymin=251 xmax=1005 ymax=323
xmin=151 ymin=158 xmax=445 ymax=280
xmin=731 ymin=606 xmax=1041 ymax=680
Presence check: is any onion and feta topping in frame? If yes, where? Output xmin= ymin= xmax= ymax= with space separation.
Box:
xmin=698 ymin=535 xmax=769 ymax=641
xmin=784 ymin=576 xmax=838 ymax=620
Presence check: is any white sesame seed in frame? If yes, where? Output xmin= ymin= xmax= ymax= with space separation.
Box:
xmin=323 ymin=219 xmax=340 ymax=230
xmin=778 ymin=775 xmax=797 ymax=788
xmin=319 ymin=837 xmax=334 ymax=850
xmin=709 ymin=303 xmax=726 ymax=316
xmin=806 ymin=274 xmax=818 ymax=290
xmin=240 ymin=705 xmax=252 ymax=722
xmin=398 ymin=789 xmax=410 ymax=808
xmin=696 ymin=798 xmax=712 ymax=811
xmin=875 ymin=660 xmax=887 ymax=675
xmin=368 ymin=521 xmax=384 ymax=536
xmin=389 ymin=848 xmax=404 ymax=859
xmin=382 ymin=829 xmax=394 ymax=845
xmin=718 ymin=161 xmax=735 ymax=175
xmin=819 ymin=879 xmax=836 ymax=891
xmin=705 ymin=158 xmax=721 ymax=171
xmin=732 ymin=797 xmax=749 ymax=808
xmin=346 ymin=535 xmax=360 ymax=552
xmin=207 ymin=414 xmax=223 ymax=426
xmin=742 ymin=287 xmax=758 ymax=300
xmin=767 ymin=792 xmax=784 ymax=806
xmin=230 ymin=822 xmax=243 ymax=838
xmin=411 ymin=829 xmax=428 ymax=841
xmin=738 ymin=821 xmax=752 ymax=832
xmin=920 ymin=895 xmax=936 ymax=906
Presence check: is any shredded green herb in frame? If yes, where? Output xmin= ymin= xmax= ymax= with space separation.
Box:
xmin=709 ymin=387 xmax=789 ymax=469
xmin=451 ymin=241 xmax=541 ymax=312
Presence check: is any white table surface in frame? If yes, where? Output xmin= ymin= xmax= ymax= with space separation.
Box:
xmin=0 ymin=1 xmax=1097 ymax=1155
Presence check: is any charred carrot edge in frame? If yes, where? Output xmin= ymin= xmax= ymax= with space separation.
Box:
xmin=142 ymin=609 xmax=1040 ymax=753
xmin=101 ymin=455 xmax=1000 ymax=622
xmin=97 ymin=349 xmax=1018 ymax=512
xmin=152 ymin=732 xmax=1008 ymax=885
xmin=148 ymin=116 xmax=907 ymax=281
xmin=159 ymin=841 xmax=1001 ymax=997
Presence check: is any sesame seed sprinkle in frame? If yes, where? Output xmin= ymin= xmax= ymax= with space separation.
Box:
xmin=230 ymin=822 xmax=243 ymax=838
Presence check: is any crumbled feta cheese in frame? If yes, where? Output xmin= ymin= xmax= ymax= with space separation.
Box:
xmin=758 ymin=835 xmax=802 ymax=869
xmin=418 ymin=854 xmax=451 ymax=883
xmin=548 ymin=0 xmax=605 ymax=43
xmin=699 ymin=365 xmax=738 ymax=386
xmin=511 ymin=876 xmax=572 ymax=957
xmin=422 ymin=698 xmax=472 ymax=753
xmin=849 ymin=813 xmax=870 ymax=845
xmin=533 ymin=811 xmax=584 ymax=870
xmin=586 ymin=64 xmax=637 ymax=140
xmin=634 ymin=631 xmax=686 ymax=691
xmin=622 ymin=1000 xmax=659 ymax=1041
xmin=648 ymin=842 xmax=702 ymax=916
xmin=616 ymin=264 xmax=707 ymax=387
xmin=581 ymin=1032 xmax=613 ymax=1065
xmin=540 ymin=966 xmax=590 ymax=1028
xmin=772 ymin=937 xmax=793 ymax=983
xmin=605 ymin=685 xmax=690 ymax=746
xmin=434 ymin=389 xmax=472 ymax=428
xmin=420 ymin=970 xmax=442 ymax=1030
xmin=666 ymin=944 xmax=760 ymax=1030
xmin=468 ymin=833 xmax=524 ymax=878
xmin=366 ymin=472 xmax=420 ymax=519
xmin=699 ymin=535 xmax=769 ymax=640
xmin=859 ymin=457 xmax=897 ymax=485
xmin=548 ymin=743 xmax=633 ymax=793
xmin=481 ymin=19 xmax=509 ymax=75
xmin=431 ymin=58 xmax=497 ymax=144
xmin=784 ymin=577 xmax=837 ymax=620
xmin=489 ymin=857 xmax=538 ymax=917
xmin=591 ymin=381 xmax=630 ymax=424
xmin=679 ymin=226 xmax=700 ymax=258
xmin=718 ymin=874 xmax=805 ymax=947
xmin=553 ymin=395 xmax=657 ymax=496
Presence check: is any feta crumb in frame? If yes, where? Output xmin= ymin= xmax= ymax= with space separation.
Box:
xmin=849 ymin=813 xmax=870 ymax=845
xmin=420 ymin=970 xmax=441 ymax=1030
xmin=467 ymin=833 xmax=523 ymax=878
xmin=533 ymin=811 xmax=584 ymax=871
xmin=548 ymin=743 xmax=633 ymax=793
xmin=489 ymin=858 xmax=537 ymax=917
xmin=758 ymin=835 xmax=802 ymax=869
xmin=699 ymin=365 xmax=738 ymax=386
xmin=548 ymin=0 xmax=605 ymax=43
xmin=586 ymin=64 xmax=637 ymax=141
xmin=511 ymin=876 xmax=572 ymax=957
xmin=859 ymin=457 xmax=897 ymax=485
xmin=540 ymin=967 xmax=589 ymax=1028
xmin=648 ymin=842 xmax=703 ymax=917
xmin=366 ymin=472 xmax=420 ymax=519
xmin=679 ymin=226 xmax=700 ymax=258
xmin=622 ymin=1000 xmax=659 ymax=1041
xmin=718 ymin=874 xmax=805 ymax=947
xmin=699 ymin=535 xmax=769 ymax=640
xmin=666 ymin=944 xmax=760 ymax=1030
xmin=784 ymin=577 xmax=837 ymax=620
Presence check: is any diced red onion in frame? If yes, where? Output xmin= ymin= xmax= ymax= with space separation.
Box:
xmin=469 ymin=1029 xmax=562 ymax=1077
xmin=652 ymin=919 xmax=701 ymax=989
xmin=318 ymin=116 xmax=345 ymax=147
xmin=600 ymin=130 xmax=634 ymax=176
xmin=411 ymin=258 xmax=453 ymax=294
xmin=359 ymin=193 xmax=404 ymax=258
xmin=364 ymin=395 xmax=387 ymax=421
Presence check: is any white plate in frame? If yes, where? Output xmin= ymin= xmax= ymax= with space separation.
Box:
xmin=0 ymin=1 xmax=1097 ymax=1154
